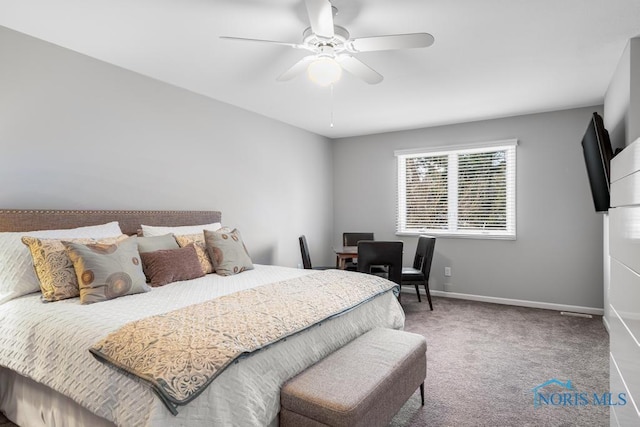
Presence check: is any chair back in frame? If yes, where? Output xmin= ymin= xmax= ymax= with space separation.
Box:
xmin=343 ymin=232 xmax=375 ymax=246
xmin=413 ymin=235 xmax=436 ymax=278
xmin=357 ymin=241 xmax=403 ymax=284
xmin=298 ymin=235 xmax=313 ymax=269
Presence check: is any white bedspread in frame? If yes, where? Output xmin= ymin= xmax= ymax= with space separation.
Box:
xmin=0 ymin=265 xmax=405 ymax=427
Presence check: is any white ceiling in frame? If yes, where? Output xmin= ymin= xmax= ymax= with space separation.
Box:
xmin=1 ymin=0 xmax=639 ymax=138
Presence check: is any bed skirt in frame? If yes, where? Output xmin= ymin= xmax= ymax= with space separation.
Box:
xmin=0 ymin=367 xmax=115 ymax=427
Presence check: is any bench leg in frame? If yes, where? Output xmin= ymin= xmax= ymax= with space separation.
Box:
xmin=420 ymin=383 xmax=425 ymax=406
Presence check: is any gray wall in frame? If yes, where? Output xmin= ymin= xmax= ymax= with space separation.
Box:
xmin=604 ymin=37 xmax=640 ymax=150
xmin=0 ymin=25 xmax=614 ymax=308
xmin=333 ymin=107 xmax=605 ymax=309
xmin=0 ymin=26 xmax=334 ymax=268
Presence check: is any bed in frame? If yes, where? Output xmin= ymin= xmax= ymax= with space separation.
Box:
xmin=0 ymin=210 xmax=405 ymax=427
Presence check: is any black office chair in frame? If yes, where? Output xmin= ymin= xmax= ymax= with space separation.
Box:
xmin=299 ymin=235 xmax=333 ymax=270
xmin=401 ymin=235 xmax=435 ymax=310
xmin=357 ymin=241 xmax=403 ymax=289
xmin=342 ymin=232 xmax=374 ymax=271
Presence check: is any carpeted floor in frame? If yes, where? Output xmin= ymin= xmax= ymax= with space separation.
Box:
xmin=390 ymin=295 xmax=609 ymax=427
xmin=1 ymin=295 xmax=609 ymax=427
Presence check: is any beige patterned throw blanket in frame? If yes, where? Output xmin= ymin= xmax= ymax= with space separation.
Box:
xmin=90 ymin=270 xmax=398 ymax=414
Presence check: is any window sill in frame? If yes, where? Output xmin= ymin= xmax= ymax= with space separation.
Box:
xmin=395 ymin=231 xmax=516 ymax=241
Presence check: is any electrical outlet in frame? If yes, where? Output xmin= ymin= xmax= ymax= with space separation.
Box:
xmin=444 ymin=267 xmax=451 ymax=277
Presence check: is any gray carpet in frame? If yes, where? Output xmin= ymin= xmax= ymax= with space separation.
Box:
xmin=390 ymin=295 xmax=609 ymax=427
xmin=1 ymin=296 xmax=609 ymax=427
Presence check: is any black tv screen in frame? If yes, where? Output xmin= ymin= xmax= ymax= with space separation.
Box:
xmin=581 ymin=112 xmax=613 ymax=212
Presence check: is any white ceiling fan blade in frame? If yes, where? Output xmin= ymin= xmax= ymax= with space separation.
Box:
xmin=348 ymin=33 xmax=435 ymax=52
xmin=305 ymin=0 xmax=334 ymax=39
xmin=336 ymin=55 xmax=383 ymax=84
xmin=277 ymin=56 xmax=316 ymax=81
xmin=220 ymin=36 xmax=308 ymax=50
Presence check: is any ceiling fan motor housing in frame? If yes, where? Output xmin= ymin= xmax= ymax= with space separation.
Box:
xmin=303 ymin=25 xmax=350 ymax=52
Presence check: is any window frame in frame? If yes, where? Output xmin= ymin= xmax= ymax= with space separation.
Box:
xmin=395 ymin=139 xmax=517 ymax=240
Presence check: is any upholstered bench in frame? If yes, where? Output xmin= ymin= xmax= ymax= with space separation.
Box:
xmin=280 ymin=327 xmax=427 ymax=427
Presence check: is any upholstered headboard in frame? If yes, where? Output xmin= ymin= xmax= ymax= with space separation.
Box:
xmin=0 ymin=210 xmax=222 ymax=235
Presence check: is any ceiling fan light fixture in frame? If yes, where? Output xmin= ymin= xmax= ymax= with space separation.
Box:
xmin=307 ymin=57 xmax=342 ymax=86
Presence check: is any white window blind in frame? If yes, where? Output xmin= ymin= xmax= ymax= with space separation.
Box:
xmin=396 ymin=140 xmax=517 ymax=239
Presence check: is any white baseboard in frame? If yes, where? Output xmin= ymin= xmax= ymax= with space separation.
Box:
xmin=602 ymin=315 xmax=610 ymax=333
xmin=401 ymin=287 xmax=604 ymax=316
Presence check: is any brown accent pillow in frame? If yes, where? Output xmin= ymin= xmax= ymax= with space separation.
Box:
xmin=140 ymin=244 xmax=205 ymax=287
xmin=174 ymin=233 xmax=213 ymax=274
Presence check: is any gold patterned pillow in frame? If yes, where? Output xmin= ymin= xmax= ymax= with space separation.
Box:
xmin=21 ymin=235 xmax=128 ymax=302
xmin=174 ymin=233 xmax=213 ymax=274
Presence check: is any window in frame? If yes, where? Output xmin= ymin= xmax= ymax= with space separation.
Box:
xmin=396 ymin=140 xmax=517 ymax=239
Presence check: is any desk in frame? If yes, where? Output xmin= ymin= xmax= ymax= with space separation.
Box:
xmin=334 ymin=246 xmax=357 ymax=270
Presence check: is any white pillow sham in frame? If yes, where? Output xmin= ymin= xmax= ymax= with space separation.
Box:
xmin=141 ymin=222 xmax=222 ymax=237
xmin=0 ymin=221 xmax=123 ymax=304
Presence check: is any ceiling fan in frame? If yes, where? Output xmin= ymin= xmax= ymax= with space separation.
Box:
xmin=220 ymin=0 xmax=434 ymax=86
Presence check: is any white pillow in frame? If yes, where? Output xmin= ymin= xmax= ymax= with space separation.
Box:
xmin=0 ymin=221 xmax=123 ymax=304
xmin=141 ymin=222 xmax=222 ymax=237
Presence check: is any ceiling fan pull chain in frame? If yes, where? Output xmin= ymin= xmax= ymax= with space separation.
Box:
xmin=330 ymin=83 xmax=334 ymax=128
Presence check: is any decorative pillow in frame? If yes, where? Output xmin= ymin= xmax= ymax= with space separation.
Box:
xmin=135 ymin=234 xmax=179 ymax=253
xmin=0 ymin=221 xmax=123 ymax=304
xmin=203 ymin=228 xmax=254 ymax=276
xmin=140 ymin=244 xmax=205 ymax=287
xmin=63 ymin=237 xmax=150 ymax=304
xmin=141 ymin=222 xmax=222 ymax=237
xmin=174 ymin=233 xmax=213 ymax=274
xmin=21 ymin=234 xmax=128 ymax=302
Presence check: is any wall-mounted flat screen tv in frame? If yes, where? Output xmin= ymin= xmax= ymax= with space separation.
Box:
xmin=581 ymin=112 xmax=613 ymax=213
